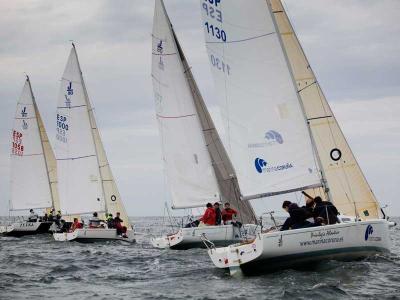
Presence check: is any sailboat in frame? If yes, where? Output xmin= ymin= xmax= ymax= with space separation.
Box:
xmin=53 ymin=44 xmax=135 ymax=243
xmin=150 ymin=0 xmax=258 ymax=250
xmin=199 ymin=0 xmax=392 ymax=274
xmin=0 ymin=76 xmax=59 ymax=237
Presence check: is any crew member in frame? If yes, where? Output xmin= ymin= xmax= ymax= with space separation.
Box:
xmin=221 ymin=203 xmax=238 ymax=225
xmin=28 ymin=209 xmax=38 ymax=222
xmin=199 ymin=203 xmax=216 ymax=226
xmin=89 ymin=212 xmax=101 ymax=228
xmin=114 ymin=212 xmax=127 ymax=238
xmin=214 ymin=202 xmax=222 ymax=225
xmin=70 ymin=218 xmax=83 ymax=232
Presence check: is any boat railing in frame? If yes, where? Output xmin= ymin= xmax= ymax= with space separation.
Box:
xmin=200 ymin=233 xmax=216 ymax=251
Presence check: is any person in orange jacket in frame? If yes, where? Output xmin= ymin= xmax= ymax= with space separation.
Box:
xmin=221 ymin=202 xmax=238 ymax=225
xmin=199 ymin=203 xmax=216 ymax=226
xmin=70 ymin=217 xmax=83 ymax=232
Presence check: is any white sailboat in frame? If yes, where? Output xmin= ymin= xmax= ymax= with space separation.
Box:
xmin=150 ymin=0 xmax=258 ymax=250
xmin=53 ymin=44 xmax=135 ymax=243
xmin=0 ymin=76 xmax=59 ymax=237
xmin=199 ymin=0 xmax=392 ymax=274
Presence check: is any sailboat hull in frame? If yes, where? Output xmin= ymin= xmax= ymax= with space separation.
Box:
xmin=206 ymin=220 xmax=391 ymax=275
xmin=151 ymin=224 xmax=257 ymax=250
xmin=0 ymin=221 xmax=53 ymax=237
xmin=53 ymin=228 xmax=135 ymax=243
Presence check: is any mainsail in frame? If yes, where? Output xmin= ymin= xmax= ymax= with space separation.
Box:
xmin=10 ymin=77 xmax=55 ymax=211
xmin=200 ymin=0 xmax=322 ymax=200
xmin=55 ymin=45 xmax=130 ymax=226
xmin=269 ymin=0 xmax=382 ymax=219
xmin=152 ymin=0 xmax=257 ymax=223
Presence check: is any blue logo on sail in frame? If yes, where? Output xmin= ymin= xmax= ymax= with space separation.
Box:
xmin=365 ymin=225 xmax=373 ymax=241
xmin=255 ymin=158 xmax=267 ymax=173
xmin=67 ymin=82 xmax=73 ymax=95
xmin=157 ymin=40 xmax=163 ymax=53
xmin=265 ymin=130 xmax=283 ymax=144
xmin=21 ymin=107 xmax=27 ymax=117
xmin=255 ymin=157 xmax=294 ymax=173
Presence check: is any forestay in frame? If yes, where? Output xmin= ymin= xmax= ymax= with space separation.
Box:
xmin=55 ymin=47 xmax=105 ymax=215
xmin=200 ymin=0 xmax=321 ymax=199
xmin=152 ymin=0 xmax=220 ymax=209
xmin=270 ymin=0 xmax=382 ymax=219
xmin=10 ymin=78 xmax=53 ymax=210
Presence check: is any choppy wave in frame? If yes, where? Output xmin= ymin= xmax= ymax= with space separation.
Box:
xmin=0 ymin=216 xmax=399 ymax=300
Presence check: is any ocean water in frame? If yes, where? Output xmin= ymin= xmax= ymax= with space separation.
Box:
xmin=0 ymin=217 xmax=399 ymax=300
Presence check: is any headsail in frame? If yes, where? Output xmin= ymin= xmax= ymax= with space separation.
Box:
xmin=200 ymin=0 xmax=322 ymax=200
xmin=10 ymin=78 xmax=53 ymax=211
xmin=152 ymin=0 xmax=220 ymax=209
xmin=269 ymin=0 xmax=382 ymax=219
xmin=55 ymin=46 xmax=105 ymax=215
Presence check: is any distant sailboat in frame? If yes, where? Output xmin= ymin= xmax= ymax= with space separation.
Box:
xmin=150 ymin=0 xmax=258 ymax=250
xmin=200 ymin=0 xmax=392 ymax=274
xmin=0 ymin=76 xmax=58 ymax=236
xmin=53 ymin=45 xmax=134 ymax=243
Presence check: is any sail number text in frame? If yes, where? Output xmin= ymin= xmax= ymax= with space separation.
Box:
xmin=11 ymin=130 xmax=24 ymax=156
xmin=56 ymin=114 xmax=68 ymax=143
xmin=210 ymin=54 xmax=230 ymax=75
xmin=203 ymin=0 xmax=227 ymax=42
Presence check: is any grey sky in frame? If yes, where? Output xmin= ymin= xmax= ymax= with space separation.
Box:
xmin=0 ymin=0 xmax=399 ymax=217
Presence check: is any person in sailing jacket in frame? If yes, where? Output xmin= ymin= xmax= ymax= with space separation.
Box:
xmin=313 ymin=197 xmax=340 ymax=225
xmin=214 ymin=202 xmax=222 ymax=225
xmin=199 ymin=203 xmax=216 ymax=226
xmin=221 ymin=203 xmax=238 ymax=224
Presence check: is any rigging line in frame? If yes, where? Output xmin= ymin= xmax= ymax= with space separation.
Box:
xmin=206 ymin=32 xmax=275 ymax=44
xmin=56 ymin=154 xmax=96 ymax=161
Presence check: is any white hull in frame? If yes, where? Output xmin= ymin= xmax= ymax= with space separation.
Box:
xmin=53 ymin=228 xmax=135 ymax=243
xmin=151 ymin=224 xmax=256 ymax=250
xmin=0 ymin=221 xmax=52 ymax=237
xmin=206 ymin=220 xmax=391 ymax=275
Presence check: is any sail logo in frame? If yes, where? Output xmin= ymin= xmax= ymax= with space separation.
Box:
xmin=157 ymin=40 xmax=163 ymax=53
xmin=22 ymin=120 xmax=28 ymax=130
xmin=265 ymin=130 xmax=283 ymax=144
xmin=248 ymin=130 xmax=284 ymax=148
xmin=67 ymin=82 xmax=73 ymax=95
xmin=21 ymin=107 xmax=27 ymax=117
xmin=255 ymin=158 xmax=293 ymax=174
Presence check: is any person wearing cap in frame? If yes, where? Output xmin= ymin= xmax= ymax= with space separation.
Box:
xmin=199 ymin=203 xmax=216 ymax=226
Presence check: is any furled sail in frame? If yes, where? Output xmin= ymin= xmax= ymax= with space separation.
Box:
xmin=55 ymin=46 xmax=105 ymax=215
xmin=200 ymin=0 xmax=322 ymax=200
xmin=269 ymin=0 xmax=382 ymax=219
xmin=152 ymin=0 xmax=221 ymax=209
xmin=10 ymin=78 xmax=53 ymax=210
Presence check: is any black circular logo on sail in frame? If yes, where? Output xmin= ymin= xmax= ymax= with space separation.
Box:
xmin=330 ymin=148 xmax=342 ymax=161
xmin=111 ymin=195 xmax=117 ymax=202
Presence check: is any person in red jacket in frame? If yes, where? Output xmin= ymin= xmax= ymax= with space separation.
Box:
xmin=221 ymin=203 xmax=238 ymax=225
xmin=199 ymin=203 xmax=216 ymax=226
xmin=70 ymin=217 xmax=83 ymax=232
